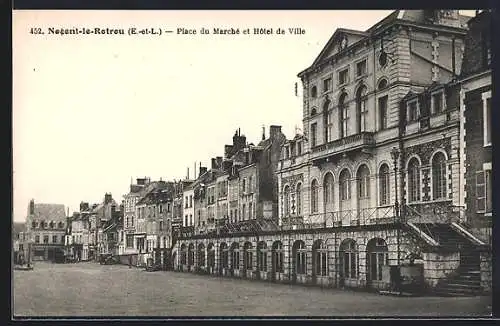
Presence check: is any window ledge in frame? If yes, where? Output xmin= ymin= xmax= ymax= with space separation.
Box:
xmin=483 ymin=143 xmax=492 ymax=148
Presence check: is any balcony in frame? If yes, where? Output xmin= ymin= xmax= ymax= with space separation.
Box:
xmin=311 ymin=132 xmax=375 ymax=164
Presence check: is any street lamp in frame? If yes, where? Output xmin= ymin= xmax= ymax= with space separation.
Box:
xmin=390 ymin=146 xmax=401 ymax=266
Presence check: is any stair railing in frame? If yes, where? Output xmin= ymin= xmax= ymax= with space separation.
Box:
xmin=403 ymin=204 xmax=436 ymax=243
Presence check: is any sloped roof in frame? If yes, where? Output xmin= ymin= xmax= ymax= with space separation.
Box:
xmin=33 ymin=203 xmax=66 ymax=221
xmin=136 ymin=181 xmax=174 ymax=205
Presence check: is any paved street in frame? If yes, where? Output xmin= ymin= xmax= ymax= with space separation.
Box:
xmin=13 ymin=262 xmax=491 ymax=317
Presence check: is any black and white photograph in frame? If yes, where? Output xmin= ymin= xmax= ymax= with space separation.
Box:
xmin=12 ymin=9 xmax=492 ymax=318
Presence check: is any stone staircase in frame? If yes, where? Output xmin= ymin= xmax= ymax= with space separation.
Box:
xmin=414 ymin=223 xmax=482 ymax=296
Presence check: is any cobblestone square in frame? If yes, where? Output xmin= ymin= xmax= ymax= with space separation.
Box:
xmin=13 ymin=262 xmax=492 ymax=317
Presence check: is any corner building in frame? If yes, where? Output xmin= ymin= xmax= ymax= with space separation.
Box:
xmin=173 ymin=10 xmax=491 ymax=295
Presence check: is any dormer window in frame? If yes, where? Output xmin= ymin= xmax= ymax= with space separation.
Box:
xmin=311 ymin=86 xmax=317 ymax=98
xmin=431 ymin=91 xmax=444 ymax=114
xmin=407 ymin=100 xmax=419 ymax=122
xmin=297 ymin=141 xmax=302 ymax=156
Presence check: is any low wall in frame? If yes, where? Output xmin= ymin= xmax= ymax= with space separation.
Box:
xmin=422 ymin=252 xmax=460 ymax=288
xmin=480 ymin=251 xmax=492 ymax=293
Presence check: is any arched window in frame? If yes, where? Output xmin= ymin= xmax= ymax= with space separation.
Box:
xmin=357 ymin=165 xmax=370 ymax=199
xmin=311 ymin=107 xmax=317 ymax=116
xmin=313 ymin=240 xmax=328 ymax=277
xmin=340 ymin=239 xmax=358 ymax=279
xmin=197 ymin=243 xmax=205 ymax=268
xmin=377 ymin=78 xmax=388 ymax=91
xmin=207 ymin=243 xmax=216 ymax=269
xmin=180 ymin=244 xmax=187 ymax=265
xmin=367 ymin=238 xmax=388 ymax=283
xmin=323 ymin=173 xmax=334 ymax=205
xmin=296 ymin=183 xmax=302 ymax=216
xmin=230 ymin=242 xmax=240 ymax=270
xmin=187 ymin=243 xmax=194 ymax=266
xmin=272 ymin=241 xmax=284 ymax=273
xmin=311 ymin=86 xmax=317 ymax=98
xmin=243 ymin=242 xmax=253 ymax=271
xmin=432 ymin=152 xmax=447 ymax=200
xmin=408 ymin=158 xmax=421 ymax=202
xmin=49 ymin=221 xmax=54 ymax=229
xmin=293 ymin=240 xmax=306 ymax=275
xmin=356 ymin=86 xmax=368 ymax=133
xmin=284 ymin=185 xmax=290 ymax=216
xmin=32 ymin=221 xmax=36 ymax=228
xmin=339 ymin=169 xmax=351 ymax=201
xmin=379 ymin=164 xmax=390 ymax=205
xmin=220 ymin=242 xmax=229 ymax=269
xmin=257 ymin=241 xmax=267 ymax=272
xmin=339 ymin=93 xmax=348 ymax=138
xmin=58 ymin=221 xmax=64 ymax=229
xmin=311 ymin=180 xmax=319 ymax=213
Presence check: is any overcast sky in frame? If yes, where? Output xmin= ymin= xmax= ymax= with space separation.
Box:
xmin=12 ymin=10 xmax=476 ymax=222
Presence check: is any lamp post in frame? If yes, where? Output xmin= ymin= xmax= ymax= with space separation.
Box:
xmin=390 ymin=146 xmax=401 ymax=266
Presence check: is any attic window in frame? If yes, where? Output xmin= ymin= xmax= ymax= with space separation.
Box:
xmin=311 ymin=86 xmax=317 ymax=98
xmin=323 ymin=78 xmax=332 ymax=92
xmin=338 ymin=68 xmax=349 ymax=85
xmin=407 ymin=99 xmax=419 ymax=122
xmin=379 ymin=52 xmax=388 ymax=68
xmin=431 ymin=92 xmax=444 ymax=114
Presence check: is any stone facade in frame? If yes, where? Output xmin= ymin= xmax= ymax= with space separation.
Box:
xmin=25 ymin=200 xmax=67 ymax=261
xmin=459 ymin=11 xmax=492 ymax=243
xmin=174 ymin=225 xmax=443 ymax=291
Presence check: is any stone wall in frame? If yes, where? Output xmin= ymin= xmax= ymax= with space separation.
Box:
xmin=422 ymin=251 xmax=460 ymax=287
xmin=480 ymin=250 xmax=492 ymax=293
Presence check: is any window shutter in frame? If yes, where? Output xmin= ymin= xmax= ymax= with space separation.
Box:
xmin=476 ymin=171 xmax=486 ymax=212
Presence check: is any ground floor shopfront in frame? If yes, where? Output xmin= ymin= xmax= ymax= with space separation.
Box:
xmin=31 ymin=244 xmax=65 ymax=262
xmin=172 ymin=223 xmax=491 ymax=294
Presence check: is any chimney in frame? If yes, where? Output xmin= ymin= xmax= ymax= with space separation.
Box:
xmin=29 ymin=199 xmax=35 ymax=215
xmin=270 ymin=125 xmax=282 ymax=140
xmin=187 ymin=167 xmax=190 ymax=180
xmin=216 ymin=156 xmax=223 ymax=169
xmin=194 ymin=162 xmax=197 ymax=179
xmin=104 ymin=193 xmax=112 ymax=204
xmin=211 ymin=158 xmax=217 ymax=169
xmin=80 ymin=202 xmax=89 ymax=212
xmin=223 ymin=159 xmax=233 ymax=172
xmin=262 ymin=125 xmax=266 ymax=140
xmin=224 ymin=145 xmax=234 ymax=158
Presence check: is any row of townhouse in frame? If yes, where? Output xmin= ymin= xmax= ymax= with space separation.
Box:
xmin=172 ymin=10 xmax=492 ymax=296
xmin=180 ymin=125 xmax=287 ymax=240
xmin=65 ymin=193 xmax=122 ymax=261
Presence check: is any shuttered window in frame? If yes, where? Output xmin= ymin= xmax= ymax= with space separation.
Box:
xmin=476 ymin=171 xmax=486 ymax=212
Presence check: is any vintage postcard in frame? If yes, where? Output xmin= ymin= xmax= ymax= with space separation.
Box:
xmin=12 ymin=9 xmax=492 ymax=318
